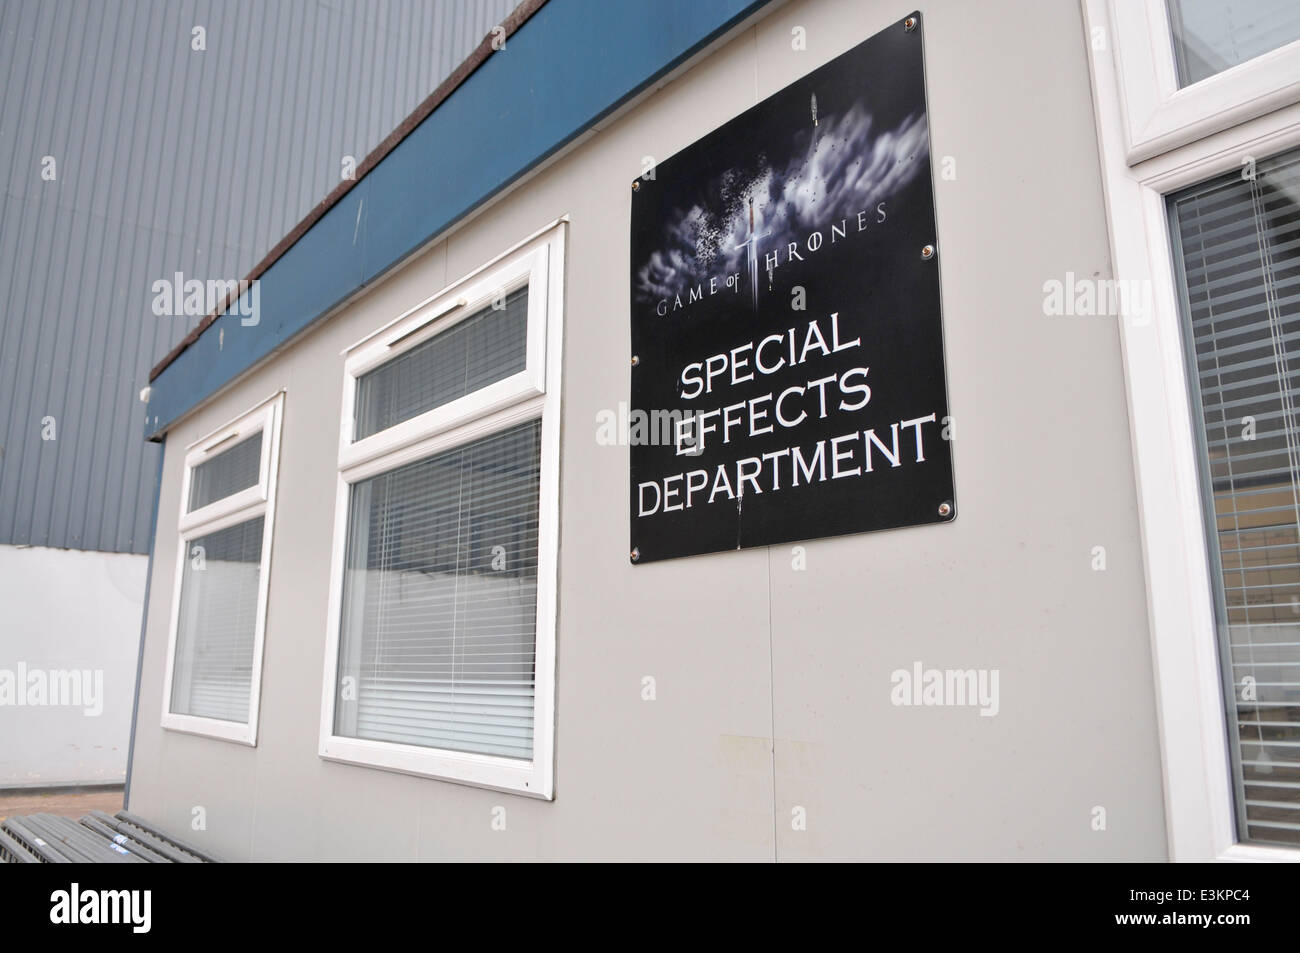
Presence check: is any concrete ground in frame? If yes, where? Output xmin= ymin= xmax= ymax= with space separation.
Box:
xmin=0 ymin=787 xmax=123 ymax=823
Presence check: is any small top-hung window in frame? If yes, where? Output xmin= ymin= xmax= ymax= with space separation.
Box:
xmin=353 ymin=286 xmax=530 ymax=440
xmin=187 ymin=433 xmax=262 ymax=511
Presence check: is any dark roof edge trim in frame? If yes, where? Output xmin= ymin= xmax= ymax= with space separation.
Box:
xmin=149 ymin=0 xmax=549 ymax=382
xmin=144 ymin=0 xmax=777 ymax=440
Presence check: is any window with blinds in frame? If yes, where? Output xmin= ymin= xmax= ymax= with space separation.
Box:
xmin=335 ymin=274 xmax=543 ymax=763
xmin=165 ymin=394 xmax=282 ymax=745
xmin=335 ymin=421 xmax=541 ymax=758
xmin=170 ymin=518 xmax=264 ymax=722
xmin=1170 ymin=147 xmax=1300 ymax=847
xmin=327 ymin=227 xmax=560 ymax=794
xmin=1168 ymin=0 xmax=1300 ymax=88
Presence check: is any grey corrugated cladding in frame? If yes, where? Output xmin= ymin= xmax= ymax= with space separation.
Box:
xmin=0 ymin=0 xmax=516 ymax=554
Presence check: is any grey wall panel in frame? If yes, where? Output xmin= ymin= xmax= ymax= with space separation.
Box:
xmin=0 ymin=0 xmax=516 ymax=553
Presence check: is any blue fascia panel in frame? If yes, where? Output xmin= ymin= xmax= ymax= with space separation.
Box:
xmin=146 ymin=0 xmax=772 ymax=440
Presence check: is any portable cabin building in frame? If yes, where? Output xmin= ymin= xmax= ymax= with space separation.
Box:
xmin=126 ymin=0 xmax=1300 ymax=861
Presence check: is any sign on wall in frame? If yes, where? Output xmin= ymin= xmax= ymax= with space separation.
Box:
xmin=628 ymin=12 xmax=954 ymax=564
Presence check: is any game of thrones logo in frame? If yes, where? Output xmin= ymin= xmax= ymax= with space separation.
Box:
xmin=628 ymin=12 xmax=955 ymax=563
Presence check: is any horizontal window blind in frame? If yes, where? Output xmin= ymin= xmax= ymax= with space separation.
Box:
xmin=188 ymin=434 xmax=261 ymax=511
xmin=353 ymin=287 xmax=529 ymax=441
xmin=1168 ymin=0 xmax=1300 ymax=87
xmin=1171 ymin=147 xmax=1300 ymax=847
xmin=336 ymin=420 xmax=541 ymax=759
xmin=169 ymin=517 xmax=264 ymax=723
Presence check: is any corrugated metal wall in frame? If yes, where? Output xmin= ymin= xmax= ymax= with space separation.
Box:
xmin=0 ymin=0 xmax=516 ymax=553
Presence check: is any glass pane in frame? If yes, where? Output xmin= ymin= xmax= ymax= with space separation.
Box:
xmin=1169 ymin=0 xmax=1300 ymax=87
xmin=335 ymin=420 xmax=541 ymax=759
xmin=188 ymin=434 xmax=261 ymax=511
xmin=354 ymin=286 xmax=529 ymax=440
xmin=1170 ymin=147 xmax=1300 ymax=846
xmin=170 ymin=517 xmax=264 ymax=722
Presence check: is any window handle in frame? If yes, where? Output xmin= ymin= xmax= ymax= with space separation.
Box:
xmin=201 ymin=431 xmax=240 ymax=454
xmin=384 ymin=297 xmax=467 ymax=349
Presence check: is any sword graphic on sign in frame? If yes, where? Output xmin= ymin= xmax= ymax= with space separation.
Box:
xmin=734 ymin=197 xmax=768 ymax=312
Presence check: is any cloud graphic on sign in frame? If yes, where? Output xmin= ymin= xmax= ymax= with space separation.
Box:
xmin=636 ymin=105 xmax=930 ymax=304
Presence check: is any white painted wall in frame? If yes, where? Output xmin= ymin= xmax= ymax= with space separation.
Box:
xmin=0 ymin=544 xmax=145 ymax=787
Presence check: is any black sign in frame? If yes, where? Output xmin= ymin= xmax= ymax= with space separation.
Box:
xmin=629 ymin=12 xmax=953 ymax=564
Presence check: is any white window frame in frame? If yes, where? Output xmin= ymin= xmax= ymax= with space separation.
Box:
xmin=161 ymin=391 xmax=285 ymax=746
xmin=1110 ymin=0 xmax=1300 ymax=164
xmin=319 ymin=220 xmax=565 ymax=799
xmin=1085 ymin=0 xmax=1300 ymax=862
